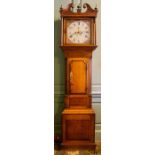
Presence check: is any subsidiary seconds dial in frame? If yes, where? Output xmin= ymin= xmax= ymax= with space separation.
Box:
xmin=67 ymin=20 xmax=90 ymax=44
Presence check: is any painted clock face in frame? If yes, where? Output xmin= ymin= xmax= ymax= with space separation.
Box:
xmin=66 ymin=20 xmax=90 ymax=44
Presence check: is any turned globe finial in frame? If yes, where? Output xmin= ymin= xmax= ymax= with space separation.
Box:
xmin=77 ymin=4 xmax=82 ymax=13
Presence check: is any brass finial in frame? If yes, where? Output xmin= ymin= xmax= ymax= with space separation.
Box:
xmin=95 ymin=4 xmax=98 ymax=11
xmin=60 ymin=4 xmax=63 ymax=12
xmin=61 ymin=4 xmax=62 ymax=8
xmin=77 ymin=5 xmax=82 ymax=13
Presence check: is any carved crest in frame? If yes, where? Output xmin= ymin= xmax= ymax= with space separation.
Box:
xmin=60 ymin=3 xmax=98 ymax=17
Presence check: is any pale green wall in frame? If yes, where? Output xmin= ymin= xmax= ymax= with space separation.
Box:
xmin=54 ymin=0 xmax=101 ymax=141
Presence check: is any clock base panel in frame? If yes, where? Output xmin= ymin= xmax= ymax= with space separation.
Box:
xmin=61 ymin=109 xmax=95 ymax=150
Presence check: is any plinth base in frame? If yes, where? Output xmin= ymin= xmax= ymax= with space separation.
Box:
xmin=61 ymin=142 xmax=96 ymax=150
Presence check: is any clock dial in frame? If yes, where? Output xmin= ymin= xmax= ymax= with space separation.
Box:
xmin=66 ymin=20 xmax=90 ymax=44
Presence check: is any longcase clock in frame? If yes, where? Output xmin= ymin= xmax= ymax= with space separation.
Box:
xmin=60 ymin=2 xmax=98 ymax=149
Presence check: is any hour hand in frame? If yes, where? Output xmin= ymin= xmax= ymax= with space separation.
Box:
xmin=74 ymin=31 xmax=79 ymax=36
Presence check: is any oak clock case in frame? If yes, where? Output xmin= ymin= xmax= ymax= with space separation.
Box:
xmin=60 ymin=3 xmax=98 ymax=150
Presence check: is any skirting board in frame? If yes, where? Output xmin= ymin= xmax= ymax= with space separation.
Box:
xmin=54 ymin=84 xmax=101 ymax=95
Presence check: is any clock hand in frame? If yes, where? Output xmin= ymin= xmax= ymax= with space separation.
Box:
xmin=77 ymin=27 xmax=79 ymax=33
xmin=75 ymin=31 xmax=79 ymax=36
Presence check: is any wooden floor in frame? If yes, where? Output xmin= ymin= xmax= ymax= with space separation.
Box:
xmin=54 ymin=142 xmax=101 ymax=155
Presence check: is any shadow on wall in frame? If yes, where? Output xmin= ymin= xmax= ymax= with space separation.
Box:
xmin=54 ymin=20 xmax=65 ymax=135
xmin=54 ymin=19 xmax=65 ymax=82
